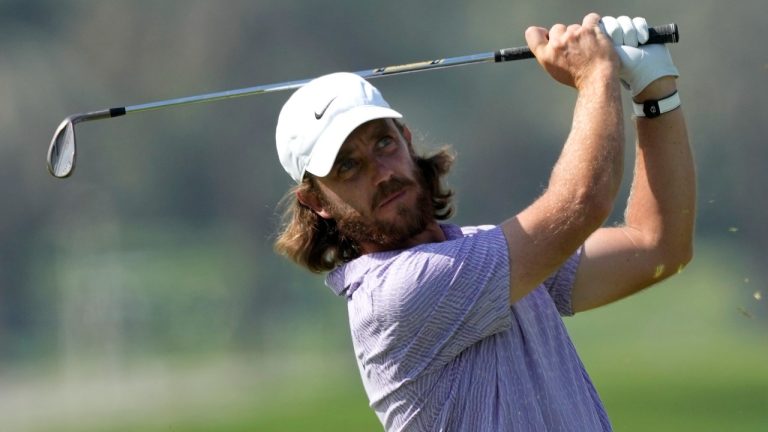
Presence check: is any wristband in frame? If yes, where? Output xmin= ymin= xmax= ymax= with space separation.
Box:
xmin=632 ymin=91 xmax=680 ymax=118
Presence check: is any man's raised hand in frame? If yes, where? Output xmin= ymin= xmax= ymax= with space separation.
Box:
xmin=525 ymin=13 xmax=619 ymax=90
xmin=600 ymin=15 xmax=680 ymax=97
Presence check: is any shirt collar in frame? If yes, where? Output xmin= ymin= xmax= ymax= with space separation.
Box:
xmin=325 ymin=223 xmax=462 ymax=297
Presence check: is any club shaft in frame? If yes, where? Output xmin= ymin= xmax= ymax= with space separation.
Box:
xmin=123 ymin=52 xmax=497 ymax=114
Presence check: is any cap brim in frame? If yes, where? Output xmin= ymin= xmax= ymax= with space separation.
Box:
xmin=304 ymin=105 xmax=402 ymax=179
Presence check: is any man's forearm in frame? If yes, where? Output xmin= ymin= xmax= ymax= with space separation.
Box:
xmin=624 ymin=77 xmax=696 ymax=272
xmin=505 ymin=67 xmax=626 ymax=301
xmin=548 ymin=72 xmax=625 ymax=224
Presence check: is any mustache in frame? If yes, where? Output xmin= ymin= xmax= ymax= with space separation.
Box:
xmin=371 ymin=176 xmax=416 ymax=210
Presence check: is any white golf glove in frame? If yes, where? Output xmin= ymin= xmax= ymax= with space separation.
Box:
xmin=599 ymin=16 xmax=679 ymax=97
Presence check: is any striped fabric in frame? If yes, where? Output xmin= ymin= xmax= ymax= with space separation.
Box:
xmin=326 ymin=224 xmax=612 ymax=432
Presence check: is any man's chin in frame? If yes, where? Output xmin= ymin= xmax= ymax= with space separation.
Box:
xmin=345 ymin=215 xmax=425 ymax=249
xmin=337 ymin=186 xmax=433 ymax=251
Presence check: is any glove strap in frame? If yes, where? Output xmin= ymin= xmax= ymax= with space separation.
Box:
xmin=632 ymin=91 xmax=680 ymax=118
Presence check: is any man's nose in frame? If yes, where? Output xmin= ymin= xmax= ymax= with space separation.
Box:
xmin=370 ymin=156 xmax=395 ymax=184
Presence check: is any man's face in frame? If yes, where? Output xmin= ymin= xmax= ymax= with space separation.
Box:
xmin=311 ymin=119 xmax=433 ymax=251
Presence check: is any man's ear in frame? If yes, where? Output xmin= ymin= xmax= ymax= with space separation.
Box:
xmin=296 ymin=189 xmax=332 ymax=219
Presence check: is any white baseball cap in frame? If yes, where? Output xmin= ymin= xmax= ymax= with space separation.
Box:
xmin=275 ymin=72 xmax=402 ymax=183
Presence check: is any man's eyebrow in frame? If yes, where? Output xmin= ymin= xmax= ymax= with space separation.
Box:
xmin=332 ymin=120 xmax=392 ymax=168
xmin=365 ymin=120 xmax=390 ymax=138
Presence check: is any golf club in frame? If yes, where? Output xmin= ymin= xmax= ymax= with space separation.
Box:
xmin=46 ymin=23 xmax=679 ymax=179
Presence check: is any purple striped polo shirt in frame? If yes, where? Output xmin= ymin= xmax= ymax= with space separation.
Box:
xmin=326 ymin=224 xmax=612 ymax=432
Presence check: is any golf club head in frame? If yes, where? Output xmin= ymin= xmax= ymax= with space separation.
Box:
xmin=47 ymin=117 xmax=77 ymax=178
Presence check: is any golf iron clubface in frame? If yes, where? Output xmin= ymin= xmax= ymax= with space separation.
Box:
xmin=46 ymin=23 xmax=679 ymax=179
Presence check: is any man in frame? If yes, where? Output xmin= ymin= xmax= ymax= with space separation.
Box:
xmin=273 ymin=13 xmax=695 ymax=432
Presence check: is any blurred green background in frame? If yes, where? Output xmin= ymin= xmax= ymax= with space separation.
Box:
xmin=1 ymin=0 xmax=766 ymax=431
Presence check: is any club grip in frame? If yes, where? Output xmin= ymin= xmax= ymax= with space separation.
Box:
xmin=647 ymin=23 xmax=679 ymax=44
xmin=495 ymin=23 xmax=679 ymax=62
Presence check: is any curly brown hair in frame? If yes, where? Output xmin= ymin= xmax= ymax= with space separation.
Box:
xmin=274 ymin=128 xmax=455 ymax=273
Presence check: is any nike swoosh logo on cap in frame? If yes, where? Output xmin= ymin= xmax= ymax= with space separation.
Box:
xmin=315 ymin=97 xmax=337 ymax=120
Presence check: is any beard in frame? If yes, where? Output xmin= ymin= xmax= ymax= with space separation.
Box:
xmin=322 ymin=171 xmax=434 ymax=250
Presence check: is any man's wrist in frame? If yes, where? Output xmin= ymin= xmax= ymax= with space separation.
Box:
xmin=577 ymin=61 xmax=619 ymax=93
xmin=632 ymin=76 xmax=677 ymax=103
xmin=632 ymin=91 xmax=680 ymax=118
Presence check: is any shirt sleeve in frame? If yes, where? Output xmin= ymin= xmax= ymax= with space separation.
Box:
xmin=542 ymin=246 xmax=583 ymax=317
xmin=354 ymin=226 xmax=512 ymax=378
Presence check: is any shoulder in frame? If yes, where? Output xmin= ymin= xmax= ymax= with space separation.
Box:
xmin=457 ymin=224 xmax=498 ymax=237
xmin=436 ymin=224 xmax=508 ymax=262
xmin=326 ymin=224 xmax=507 ymax=297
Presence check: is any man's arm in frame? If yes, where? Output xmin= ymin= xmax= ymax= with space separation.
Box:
xmin=570 ymin=76 xmax=695 ymax=312
xmin=503 ymin=13 xmax=625 ymax=304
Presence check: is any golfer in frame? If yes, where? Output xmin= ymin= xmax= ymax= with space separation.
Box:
xmin=274 ymin=13 xmax=695 ymax=431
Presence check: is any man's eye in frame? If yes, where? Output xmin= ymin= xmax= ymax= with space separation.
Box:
xmin=338 ymin=159 xmax=358 ymax=174
xmin=376 ymin=137 xmax=394 ymax=149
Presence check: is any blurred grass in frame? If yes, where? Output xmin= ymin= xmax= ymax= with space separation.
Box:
xmin=33 ymin=350 xmax=765 ymax=432
xmin=566 ymin=238 xmax=768 ymax=431
xmin=5 ymin=240 xmax=766 ymax=432
xmin=578 ymin=338 xmax=768 ymax=432
xmin=26 ymin=354 xmax=382 ymax=432
xmin=30 ymin=341 xmax=766 ymax=432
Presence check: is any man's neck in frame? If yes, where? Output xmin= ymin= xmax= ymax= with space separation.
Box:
xmin=360 ymin=221 xmax=446 ymax=254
